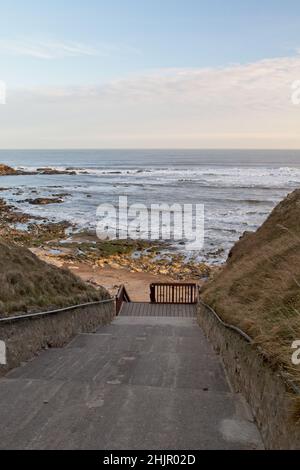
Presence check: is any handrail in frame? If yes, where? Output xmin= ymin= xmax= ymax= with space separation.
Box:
xmin=0 ymin=298 xmax=115 ymax=324
xmin=150 ymin=282 xmax=198 ymax=304
xmin=116 ymin=285 xmax=131 ymax=315
xmin=199 ymin=298 xmax=253 ymax=343
xmin=198 ymin=295 xmax=300 ymax=396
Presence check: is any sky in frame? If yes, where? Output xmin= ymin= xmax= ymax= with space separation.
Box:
xmin=0 ymin=0 xmax=300 ymax=149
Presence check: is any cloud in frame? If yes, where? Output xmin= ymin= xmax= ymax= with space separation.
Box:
xmin=101 ymin=55 xmax=300 ymax=109
xmin=0 ymin=39 xmax=139 ymax=59
xmin=14 ymin=53 xmax=300 ymax=109
xmin=2 ymin=53 xmax=300 ymax=148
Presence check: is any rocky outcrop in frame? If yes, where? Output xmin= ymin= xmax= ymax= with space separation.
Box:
xmin=0 ymin=164 xmax=17 ymax=176
xmin=36 ymin=167 xmax=76 ymax=175
xmin=24 ymin=197 xmax=64 ymax=205
xmin=0 ymin=163 xmax=77 ymax=177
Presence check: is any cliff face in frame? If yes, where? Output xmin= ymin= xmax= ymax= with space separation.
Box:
xmin=201 ymin=189 xmax=300 ymax=383
xmin=0 ymin=239 xmax=108 ymax=317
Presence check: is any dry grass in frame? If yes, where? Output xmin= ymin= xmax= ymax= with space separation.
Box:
xmin=202 ymin=189 xmax=300 ymax=388
xmin=0 ymin=238 xmax=109 ymax=317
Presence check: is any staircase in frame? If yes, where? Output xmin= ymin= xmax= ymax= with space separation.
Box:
xmin=117 ymin=282 xmax=198 ymax=317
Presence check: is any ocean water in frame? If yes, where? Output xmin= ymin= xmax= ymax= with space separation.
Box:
xmin=1 ymin=149 xmax=300 ymax=264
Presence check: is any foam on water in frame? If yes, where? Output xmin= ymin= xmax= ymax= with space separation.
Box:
xmin=2 ymin=150 xmax=300 ymax=264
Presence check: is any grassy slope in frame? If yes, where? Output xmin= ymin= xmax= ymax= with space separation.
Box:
xmin=202 ymin=189 xmax=300 ymax=385
xmin=0 ymin=238 xmax=109 ymax=317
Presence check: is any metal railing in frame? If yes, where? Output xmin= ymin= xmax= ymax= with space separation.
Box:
xmin=198 ymin=295 xmax=300 ymax=396
xmin=150 ymin=283 xmax=198 ymax=304
xmin=0 ymin=298 xmax=115 ymax=324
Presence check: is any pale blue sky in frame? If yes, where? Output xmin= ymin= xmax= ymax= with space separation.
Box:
xmin=0 ymin=1 xmax=300 ymax=148
xmin=1 ymin=0 xmax=300 ymax=87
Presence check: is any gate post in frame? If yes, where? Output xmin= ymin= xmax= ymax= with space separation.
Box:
xmin=150 ymin=284 xmax=156 ymax=303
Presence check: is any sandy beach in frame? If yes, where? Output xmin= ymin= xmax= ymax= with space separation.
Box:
xmin=0 ymin=169 xmax=210 ymax=301
xmin=31 ymin=246 xmax=204 ymax=301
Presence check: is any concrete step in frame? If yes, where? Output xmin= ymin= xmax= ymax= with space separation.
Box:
xmin=0 ymin=378 xmax=263 ymax=450
xmin=8 ymin=346 xmax=228 ymax=392
xmin=0 ymin=314 xmax=264 ymax=450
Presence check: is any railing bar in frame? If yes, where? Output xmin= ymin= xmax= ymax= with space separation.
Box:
xmin=0 ymin=298 xmax=115 ymax=323
xmin=149 ymin=283 xmax=197 ymax=304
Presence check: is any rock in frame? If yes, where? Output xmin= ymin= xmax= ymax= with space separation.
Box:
xmin=0 ymin=163 xmax=78 ymax=177
xmin=109 ymin=262 xmax=121 ymax=269
xmin=159 ymin=268 xmax=169 ymax=275
xmin=24 ymin=197 xmax=64 ymax=205
xmin=0 ymin=164 xmax=17 ymax=176
xmin=36 ymin=168 xmax=76 ymax=175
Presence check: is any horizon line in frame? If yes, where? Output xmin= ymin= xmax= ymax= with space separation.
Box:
xmin=1 ymin=148 xmax=300 ymax=152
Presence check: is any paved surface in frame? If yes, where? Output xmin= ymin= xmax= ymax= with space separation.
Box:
xmin=121 ymin=302 xmax=197 ymax=317
xmin=0 ymin=312 xmax=263 ymax=450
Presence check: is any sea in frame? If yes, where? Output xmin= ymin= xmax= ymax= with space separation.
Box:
xmin=1 ymin=149 xmax=300 ymax=264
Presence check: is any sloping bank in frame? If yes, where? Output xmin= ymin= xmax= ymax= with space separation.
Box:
xmin=199 ymin=189 xmax=300 ymax=449
xmin=0 ymin=239 xmax=115 ymax=376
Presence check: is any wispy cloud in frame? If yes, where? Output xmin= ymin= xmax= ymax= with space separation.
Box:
xmin=0 ymin=39 xmax=139 ymax=59
xmin=18 ymin=53 xmax=300 ymax=109
xmin=4 ymin=54 xmax=300 ymax=148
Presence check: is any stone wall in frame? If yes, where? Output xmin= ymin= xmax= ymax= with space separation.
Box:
xmin=0 ymin=300 xmax=115 ymax=377
xmin=198 ymin=302 xmax=300 ymax=450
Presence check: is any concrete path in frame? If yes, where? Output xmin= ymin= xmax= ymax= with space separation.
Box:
xmin=0 ymin=314 xmax=263 ymax=450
